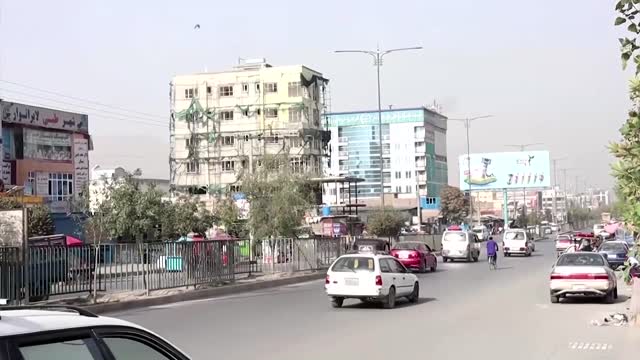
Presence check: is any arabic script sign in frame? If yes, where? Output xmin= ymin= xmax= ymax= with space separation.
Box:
xmin=1 ymin=101 xmax=89 ymax=134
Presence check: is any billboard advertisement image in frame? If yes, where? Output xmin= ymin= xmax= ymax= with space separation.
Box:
xmin=458 ymin=151 xmax=551 ymax=191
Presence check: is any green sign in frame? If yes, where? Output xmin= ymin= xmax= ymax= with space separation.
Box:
xmin=327 ymin=109 xmax=424 ymax=127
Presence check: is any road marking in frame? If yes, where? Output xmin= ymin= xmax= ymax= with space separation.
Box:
xmin=568 ymin=342 xmax=612 ymax=351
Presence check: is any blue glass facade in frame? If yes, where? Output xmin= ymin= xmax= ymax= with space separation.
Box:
xmin=338 ymin=124 xmax=389 ymax=197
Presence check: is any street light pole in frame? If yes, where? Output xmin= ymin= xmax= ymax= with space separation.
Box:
xmin=504 ymin=143 xmax=543 ymax=229
xmin=450 ymin=115 xmax=493 ymax=226
xmin=335 ymin=46 xmax=422 ymax=209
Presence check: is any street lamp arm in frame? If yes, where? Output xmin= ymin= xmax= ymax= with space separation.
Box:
xmin=334 ymin=50 xmax=377 ymax=56
xmin=381 ymin=46 xmax=423 ymax=57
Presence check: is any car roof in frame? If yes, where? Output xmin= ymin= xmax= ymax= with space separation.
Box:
xmin=601 ymin=241 xmax=628 ymax=246
xmin=337 ymin=253 xmax=390 ymax=259
xmin=0 ymin=307 xmax=145 ymax=337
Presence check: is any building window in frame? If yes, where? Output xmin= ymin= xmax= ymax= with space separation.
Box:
xmin=313 ymin=109 xmax=320 ymax=126
xmin=289 ymin=108 xmax=302 ymax=122
xmin=222 ymin=136 xmax=235 ymax=146
xmin=186 ymin=160 xmax=200 ymax=173
xmin=406 ymin=171 xmax=412 ymax=178
xmin=242 ymin=83 xmax=249 ymax=94
xmin=395 ymin=171 xmax=401 ymax=179
xmin=222 ymin=161 xmax=235 ymax=172
xmin=25 ymin=171 xmax=36 ymax=195
xmin=185 ymin=88 xmax=198 ymax=99
xmin=406 ymin=185 xmax=412 ymax=193
xmin=290 ymin=137 xmax=303 ymax=148
xmin=383 ymin=172 xmax=391 ymax=183
xmin=288 ymin=82 xmax=302 ymax=97
xmin=395 ymin=186 xmax=402 ymax=193
xmin=265 ymin=108 xmax=278 ymax=118
xmin=265 ymin=82 xmax=278 ymax=93
xmin=206 ymin=86 xmax=212 ymax=95
xmin=255 ymin=83 xmax=261 ymax=92
xmin=241 ymin=108 xmax=249 ymax=117
xmin=220 ymin=110 xmax=234 ymax=121
xmin=185 ymin=136 xmax=200 ymax=149
xmin=219 ymin=85 xmax=234 ymax=97
xmin=48 ymin=173 xmax=73 ymax=202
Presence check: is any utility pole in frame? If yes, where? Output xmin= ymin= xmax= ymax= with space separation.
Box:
xmin=335 ymin=45 xmax=422 ymax=209
xmin=551 ymin=157 xmax=567 ymax=224
xmin=449 ymin=115 xmax=493 ymax=226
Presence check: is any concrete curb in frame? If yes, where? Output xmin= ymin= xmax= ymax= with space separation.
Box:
xmin=83 ymin=272 xmax=326 ymax=314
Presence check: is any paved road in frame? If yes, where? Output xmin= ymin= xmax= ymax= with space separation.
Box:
xmin=113 ymin=237 xmax=640 ymax=360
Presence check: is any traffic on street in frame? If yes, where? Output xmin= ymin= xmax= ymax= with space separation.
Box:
xmin=110 ymin=232 xmax=640 ymax=360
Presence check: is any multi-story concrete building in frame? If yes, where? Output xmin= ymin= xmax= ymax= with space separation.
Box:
xmin=323 ymin=107 xmax=448 ymax=217
xmin=0 ymin=101 xmax=91 ymax=214
xmin=169 ymin=59 xmax=330 ymax=207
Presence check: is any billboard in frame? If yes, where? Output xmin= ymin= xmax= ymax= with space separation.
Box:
xmin=458 ymin=151 xmax=551 ymax=191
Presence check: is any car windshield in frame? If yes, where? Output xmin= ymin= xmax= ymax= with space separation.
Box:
xmin=393 ymin=242 xmax=420 ymax=250
xmin=505 ymin=231 xmax=525 ymax=240
xmin=443 ymin=232 xmax=466 ymax=242
xmin=557 ymin=253 xmax=605 ymax=267
xmin=331 ymin=257 xmax=375 ymax=272
xmin=600 ymin=243 xmax=627 ymax=252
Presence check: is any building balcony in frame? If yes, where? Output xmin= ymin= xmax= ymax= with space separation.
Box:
xmin=338 ymin=137 xmax=348 ymax=143
xmin=415 ymin=146 xmax=425 ymax=153
xmin=338 ymin=151 xmax=348 ymax=157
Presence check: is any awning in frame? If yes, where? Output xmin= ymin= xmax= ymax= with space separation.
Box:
xmin=65 ymin=235 xmax=83 ymax=247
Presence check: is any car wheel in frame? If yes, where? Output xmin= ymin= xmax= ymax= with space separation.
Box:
xmin=430 ymin=261 xmax=437 ymax=272
xmin=604 ymin=290 xmax=615 ymax=304
xmin=550 ymin=294 xmax=559 ymax=303
xmin=384 ymin=287 xmax=396 ymax=309
xmin=443 ymin=257 xmax=448 ymax=263
xmin=331 ymin=297 xmax=344 ymax=308
xmin=420 ymin=260 xmax=427 ymax=273
xmin=408 ymin=282 xmax=419 ymax=303
xmin=614 ymin=287 xmax=619 ymax=299
xmin=473 ymin=255 xmax=479 ymax=262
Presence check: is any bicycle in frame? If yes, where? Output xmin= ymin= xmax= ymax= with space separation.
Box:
xmin=488 ymin=254 xmax=497 ymax=270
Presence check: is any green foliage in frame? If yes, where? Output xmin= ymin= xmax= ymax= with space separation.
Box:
xmin=614 ymin=0 xmax=640 ymax=283
xmin=439 ymin=185 xmax=469 ymax=224
xmin=240 ymin=155 xmax=313 ymax=239
xmin=366 ymin=209 xmax=407 ymax=238
xmin=161 ymin=196 xmax=215 ymax=238
xmin=27 ymin=205 xmax=55 ymax=237
xmin=0 ymin=198 xmax=54 ymax=237
xmin=213 ymin=197 xmax=246 ymax=238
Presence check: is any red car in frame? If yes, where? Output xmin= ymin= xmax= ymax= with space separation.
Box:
xmin=390 ymin=241 xmax=438 ymax=273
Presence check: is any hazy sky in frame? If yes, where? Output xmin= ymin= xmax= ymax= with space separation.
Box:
xmin=0 ymin=0 xmax=629 ymax=192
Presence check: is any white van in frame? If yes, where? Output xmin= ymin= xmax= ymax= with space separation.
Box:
xmin=472 ymin=225 xmax=490 ymax=241
xmin=503 ymin=229 xmax=533 ymax=257
xmin=441 ymin=230 xmax=480 ymax=263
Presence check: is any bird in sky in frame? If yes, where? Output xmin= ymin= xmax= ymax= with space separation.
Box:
xmin=194 ymin=24 xmax=200 ymax=30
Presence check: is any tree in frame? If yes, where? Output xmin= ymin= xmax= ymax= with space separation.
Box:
xmin=544 ymin=208 xmax=553 ymax=223
xmin=0 ymin=197 xmax=54 ymax=238
xmin=609 ymin=2 xmax=640 ymax=322
xmin=27 ymin=205 xmax=55 ymax=237
xmin=213 ymin=196 xmax=246 ymax=238
xmin=366 ymin=209 xmax=407 ymax=240
xmin=439 ymin=185 xmax=468 ymax=224
xmin=240 ymin=155 xmax=313 ymax=239
xmin=161 ymin=196 xmax=215 ymax=239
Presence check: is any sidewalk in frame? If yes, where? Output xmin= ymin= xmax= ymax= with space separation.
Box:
xmin=72 ymin=270 xmax=326 ymax=314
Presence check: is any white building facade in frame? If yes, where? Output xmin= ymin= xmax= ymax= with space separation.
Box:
xmin=169 ymin=59 xmax=329 ymax=207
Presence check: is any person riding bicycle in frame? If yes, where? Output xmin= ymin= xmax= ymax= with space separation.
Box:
xmin=487 ymin=236 xmax=499 ymax=266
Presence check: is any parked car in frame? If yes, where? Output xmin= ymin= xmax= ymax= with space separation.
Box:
xmin=549 ymin=252 xmax=617 ymax=304
xmin=390 ymin=241 xmax=437 ymax=272
xmin=597 ymin=241 xmax=629 ymax=270
xmin=325 ymin=252 xmax=419 ymax=309
xmin=0 ymin=306 xmax=191 ymax=359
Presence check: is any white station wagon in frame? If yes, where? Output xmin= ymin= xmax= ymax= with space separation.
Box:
xmin=325 ymin=252 xmax=419 ymax=309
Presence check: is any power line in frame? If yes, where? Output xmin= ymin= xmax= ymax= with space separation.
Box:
xmin=0 ymin=79 xmax=165 ymax=120
xmin=0 ymin=95 xmax=168 ymax=129
xmin=0 ymin=87 xmax=166 ymax=126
